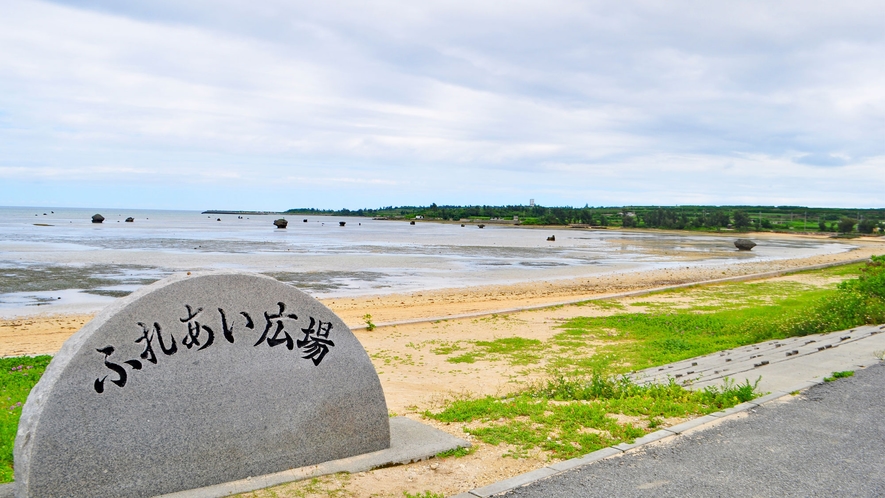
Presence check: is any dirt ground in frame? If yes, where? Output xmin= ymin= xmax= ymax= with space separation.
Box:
xmin=2 ymin=235 xmax=883 ymax=497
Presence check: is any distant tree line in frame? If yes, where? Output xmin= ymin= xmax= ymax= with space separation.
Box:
xmin=284 ymin=205 xmax=884 ymax=234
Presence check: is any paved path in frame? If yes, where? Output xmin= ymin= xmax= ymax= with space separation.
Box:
xmin=456 ymin=323 xmax=885 ymax=498
xmin=497 ymin=361 xmax=885 ymax=497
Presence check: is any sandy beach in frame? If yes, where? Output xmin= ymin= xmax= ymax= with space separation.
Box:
xmin=3 ymin=232 xmax=883 ymax=497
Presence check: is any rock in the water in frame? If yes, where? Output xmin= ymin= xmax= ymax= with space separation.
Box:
xmin=273 ymin=218 xmax=288 ymax=229
xmin=339 ymin=221 xmax=346 ymax=227
xmin=547 ymin=235 xmax=555 ymax=241
xmin=734 ymin=238 xmax=757 ymax=251
xmin=91 ymin=214 xmax=104 ymax=223
xmin=125 ymin=217 xmax=134 ymax=223
xmin=410 ymin=221 xmax=416 ymax=225
xmin=478 ymin=224 xmax=485 ymax=228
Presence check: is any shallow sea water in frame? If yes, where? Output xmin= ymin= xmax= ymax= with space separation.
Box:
xmin=0 ymin=206 xmax=853 ymax=317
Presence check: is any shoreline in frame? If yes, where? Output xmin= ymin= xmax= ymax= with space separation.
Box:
xmin=2 ymin=234 xmax=883 ymax=358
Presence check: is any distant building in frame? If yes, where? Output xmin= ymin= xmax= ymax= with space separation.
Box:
xmin=529 ymin=199 xmax=535 ymax=207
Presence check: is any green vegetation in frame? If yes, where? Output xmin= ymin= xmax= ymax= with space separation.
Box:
xmin=403 ymin=491 xmax=445 ymax=498
xmin=424 ymin=256 xmax=885 ymax=461
xmin=824 ymin=370 xmax=855 ymax=382
xmin=285 ymin=204 xmax=885 ymax=232
xmin=448 ymin=337 xmax=545 ymax=365
xmin=554 ymin=258 xmax=885 ymax=375
xmin=1 ymin=356 xmax=52 ymax=482
xmin=435 ymin=446 xmax=475 ymax=458
xmin=363 ymin=313 xmax=376 ymax=331
xmin=440 ymin=258 xmax=884 ymax=376
xmin=426 ymin=375 xmax=758 ymax=460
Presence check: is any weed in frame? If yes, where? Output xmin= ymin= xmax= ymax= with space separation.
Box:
xmin=446 ymin=337 xmax=546 ymax=366
xmin=403 ymin=491 xmax=445 ymax=498
xmin=435 ymin=446 xmax=475 ymax=458
xmin=824 ymin=370 xmax=855 ymax=382
xmin=429 ymin=340 xmax=462 ymax=355
xmin=579 ymin=300 xmax=627 ymax=311
xmin=363 ymin=314 xmax=376 ymax=331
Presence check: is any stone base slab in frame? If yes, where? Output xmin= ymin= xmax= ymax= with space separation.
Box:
xmin=1 ymin=417 xmax=468 ymax=498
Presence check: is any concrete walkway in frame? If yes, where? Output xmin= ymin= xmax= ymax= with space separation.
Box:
xmin=454 ymin=322 xmax=885 ymax=498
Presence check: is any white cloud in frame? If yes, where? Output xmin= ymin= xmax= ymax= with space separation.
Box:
xmin=0 ymin=0 xmax=883 ymax=208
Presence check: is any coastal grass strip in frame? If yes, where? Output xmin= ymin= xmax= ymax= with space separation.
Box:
xmin=0 ymin=356 xmax=52 ymax=483
xmin=425 ymin=375 xmax=758 ymax=461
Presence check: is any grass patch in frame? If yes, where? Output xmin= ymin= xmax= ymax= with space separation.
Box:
xmin=435 ymin=446 xmax=475 ymax=458
xmin=447 ymin=337 xmax=546 ymax=366
xmin=551 ymin=258 xmax=885 ymax=375
xmin=404 ymin=492 xmax=445 ymax=498
xmin=426 ymin=374 xmax=758 ymax=460
xmin=824 ymin=370 xmax=855 ymax=382
xmin=1 ymin=356 xmax=52 ymax=483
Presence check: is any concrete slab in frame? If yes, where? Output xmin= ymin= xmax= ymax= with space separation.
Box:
xmin=783 ymin=379 xmax=823 ymax=393
xmin=0 ymin=483 xmax=11 ymax=498
xmin=157 ymin=417 xmax=468 ymax=498
xmin=612 ymin=429 xmax=675 ymax=452
xmin=708 ymin=401 xmax=757 ymax=418
xmin=469 ymin=467 xmax=559 ymax=497
xmin=663 ymin=415 xmax=720 ymax=434
xmin=547 ymin=447 xmax=623 ymax=472
xmin=750 ymin=390 xmax=790 ymax=406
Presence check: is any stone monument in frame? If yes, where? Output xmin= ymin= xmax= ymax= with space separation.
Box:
xmin=15 ymin=272 xmax=390 ymax=497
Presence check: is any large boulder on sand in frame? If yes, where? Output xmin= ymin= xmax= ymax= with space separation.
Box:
xmin=273 ymin=218 xmax=288 ymax=229
xmin=734 ymin=239 xmax=756 ymax=251
xmin=91 ymin=214 xmax=104 ymax=223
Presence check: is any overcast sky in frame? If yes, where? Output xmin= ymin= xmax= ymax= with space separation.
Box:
xmin=1 ymin=0 xmax=883 ymax=210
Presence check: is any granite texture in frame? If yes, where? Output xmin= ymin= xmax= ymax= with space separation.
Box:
xmin=14 ymin=272 xmax=389 ymax=498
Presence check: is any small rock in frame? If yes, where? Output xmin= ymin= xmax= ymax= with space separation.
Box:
xmin=125 ymin=217 xmax=134 ymax=223
xmin=91 ymin=214 xmax=104 ymax=223
xmin=547 ymin=235 xmax=555 ymax=241
xmin=273 ymin=219 xmax=288 ymax=229
xmin=734 ymin=239 xmax=756 ymax=251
